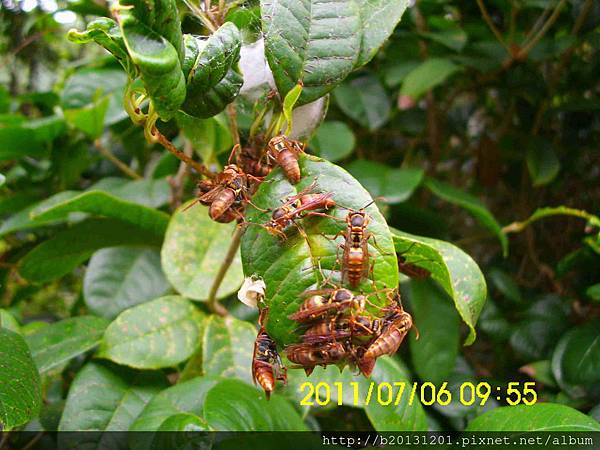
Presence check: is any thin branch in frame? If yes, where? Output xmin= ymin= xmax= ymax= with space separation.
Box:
xmin=206 ymin=226 xmax=244 ymax=316
xmin=502 ymin=207 xmax=600 ymax=234
xmin=519 ymin=0 xmax=568 ymax=58
xmin=94 ymin=139 xmax=142 ymax=179
xmin=476 ymin=0 xmax=511 ymax=53
xmin=169 ymin=138 xmax=193 ymax=210
xmin=154 ymin=129 xmax=214 ymax=178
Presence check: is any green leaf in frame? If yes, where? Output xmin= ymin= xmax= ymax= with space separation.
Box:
xmin=355 ymin=0 xmax=409 ymax=67
xmin=520 ymin=360 xmax=557 ymax=388
xmin=202 ymin=315 xmax=256 ymax=385
xmin=488 ymin=267 xmax=522 ymax=303
xmin=63 ymin=96 xmax=110 ymax=138
xmin=261 ymin=0 xmax=361 ymax=105
xmin=586 ymin=283 xmax=600 ymax=301
xmin=242 ymin=155 xmax=398 ymax=346
xmin=68 ymin=18 xmax=136 ymax=77
xmin=420 ymin=28 xmax=467 ymax=52
xmin=283 ymin=83 xmax=303 ymax=135
xmin=181 ymin=23 xmax=243 ymax=119
xmin=0 ymin=309 xmax=20 ymax=333
xmin=391 ymin=228 xmax=487 ymax=345
xmin=363 ymin=357 xmax=428 ymax=431
xmin=29 ymin=190 xmax=170 ymax=237
xmin=0 ymin=115 xmax=65 ymax=161
xmin=98 ymin=296 xmax=204 ymax=369
xmin=466 ymin=403 xmax=600 ymax=431
xmin=130 ymin=377 xmax=219 ymax=433
xmin=154 ymin=413 xmax=208 ymax=433
xmin=84 ymin=247 xmax=170 ymax=319
xmin=401 ymin=58 xmax=460 ymax=100
xmin=383 ymin=61 xmax=421 ymax=88
xmin=310 ymin=121 xmax=356 ymax=162
xmin=0 ymin=173 xmax=5 ymax=187
xmin=59 ymin=362 xmax=166 ymax=432
xmin=424 ymin=177 xmax=508 ymax=256
xmin=118 ymin=10 xmax=186 ymax=120
xmin=334 ymin=75 xmax=391 ymax=130
xmin=552 ymin=321 xmax=600 ymax=391
xmin=408 ymin=280 xmax=460 ymax=385
xmin=204 ymin=379 xmax=308 ymax=430
xmin=26 ymin=316 xmax=109 ymax=373
xmin=19 ymin=218 xmax=164 ymax=283
xmin=347 ymin=160 xmax=423 ymax=203
xmin=177 ymin=112 xmax=233 ymax=163
xmin=161 ymin=203 xmax=243 ymax=301
xmin=0 ymin=328 xmax=41 ymax=431
xmin=526 ymin=140 xmax=561 ymax=186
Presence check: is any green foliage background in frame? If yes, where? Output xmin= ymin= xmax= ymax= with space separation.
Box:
xmin=0 ymin=0 xmax=599 ymax=440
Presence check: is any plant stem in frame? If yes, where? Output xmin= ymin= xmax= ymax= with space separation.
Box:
xmin=502 ymin=207 xmax=600 ymax=234
xmin=169 ymin=138 xmax=193 ymax=210
xmin=206 ymin=225 xmax=244 ymax=316
xmin=94 ymin=139 xmax=142 ymax=179
xmin=476 ymin=0 xmax=511 ymax=53
xmin=519 ymin=0 xmax=567 ymax=58
xmin=154 ymin=129 xmax=214 ymax=178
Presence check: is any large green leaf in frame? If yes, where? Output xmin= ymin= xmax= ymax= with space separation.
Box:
xmin=310 ymin=121 xmax=355 ymax=162
xmin=354 ymin=0 xmax=409 ymax=67
xmin=117 ymin=9 xmax=186 ymax=120
xmin=424 ymin=177 xmax=508 ymax=256
xmin=181 ymin=24 xmax=243 ymax=119
xmin=204 ymin=379 xmax=308 ymax=431
xmin=130 ymin=377 xmax=219 ymax=432
xmin=59 ymin=362 xmax=166 ymax=432
xmin=242 ymin=155 xmax=398 ymax=346
xmin=67 ymin=18 xmax=136 ymax=77
xmin=401 ymin=58 xmax=461 ymax=100
xmin=391 ymin=228 xmax=487 ymax=345
xmin=161 ymin=203 xmax=243 ymax=301
xmin=466 ymin=403 xmax=600 ymax=431
xmin=551 ymin=321 xmax=600 ymax=393
xmin=0 ymin=328 xmax=41 ymax=431
xmin=98 ymin=296 xmax=204 ymax=369
xmin=347 ymin=160 xmax=423 ymax=203
xmin=202 ymin=315 xmax=256 ymax=385
xmin=261 ymin=0 xmax=361 ymax=105
xmin=407 ymin=279 xmax=460 ymax=385
xmin=19 ymin=218 xmax=163 ymax=283
xmin=26 ymin=316 xmax=109 ymax=373
xmin=0 ymin=115 xmax=65 ymax=161
xmin=84 ymin=247 xmax=170 ymax=319
xmin=333 ymin=75 xmax=391 ymax=130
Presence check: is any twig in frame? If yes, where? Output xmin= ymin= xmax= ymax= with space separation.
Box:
xmin=476 ymin=0 xmax=511 ymax=53
xmin=206 ymin=226 xmax=244 ymax=316
xmin=502 ymin=207 xmax=600 ymax=234
xmin=169 ymin=138 xmax=193 ymax=210
xmin=519 ymin=0 xmax=568 ymax=58
xmin=154 ymin=130 xmax=214 ymax=178
xmin=94 ymin=139 xmax=142 ymax=179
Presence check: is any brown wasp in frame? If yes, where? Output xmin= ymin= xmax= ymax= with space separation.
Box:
xmin=190 ymin=146 xmax=264 ymax=223
xmin=287 ymin=288 xmax=364 ymax=323
xmin=285 ymin=341 xmax=347 ymax=376
xmin=248 ymin=181 xmax=335 ymax=239
xmin=267 ymin=135 xmax=305 ymax=184
xmin=240 ymin=145 xmax=272 ymax=178
xmin=359 ymin=302 xmax=414 ymax=376
xmin=252 ymin=309 xmax=287 ymax=399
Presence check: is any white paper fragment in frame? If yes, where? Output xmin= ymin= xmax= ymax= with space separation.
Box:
xmin=237 ymin=275 xmax=266 ymax=308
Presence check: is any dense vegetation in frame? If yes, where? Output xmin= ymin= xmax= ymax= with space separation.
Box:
xmin=0 ymin=0 xmax=599 ymax=441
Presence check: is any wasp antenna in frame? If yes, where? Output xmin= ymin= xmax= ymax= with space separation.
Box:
xmin=228 ymin=144 xmax=241 ymax=165
xmin=182 ymin=199 xmax=200 ymax=212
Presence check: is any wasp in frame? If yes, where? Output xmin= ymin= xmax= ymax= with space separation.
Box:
xmin=252 ymin=309 xmax=287 ymax=399
xmin=288 ymin=288 xmax=364 ymax=323
xmin=194 ymin=164 xmax=249 ymax=222
xmin=240 ymin=145 xmax=272 ymax=178
xmin=285 ymin=341 xmax=347 ymax=376
xmin=359 ymin=304 xmax=414 ymax=376
xmin=267 ymin=135 xmax=305 ymax=184
xmin=250 ymin=181 xmax=335 ymax=239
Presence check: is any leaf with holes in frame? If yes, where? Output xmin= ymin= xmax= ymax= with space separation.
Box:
xmin=98 ymin=296 xmax=204 ymax=369
xmin=26 ymin=315 xmax=109 ymax=373
xmin=391 ymin=228 xmax=486 ymax=345
xmin=181 ymin=23 xmax=243 ymax=119
xmin=202 ymin=315 xmax=256 ymax=385
xmin=161 ymin=203 xmax=243 ymax=301
xmin=241 ymin=155 xmax=398 ymax=346
xmin=261 ymin=0 xmax=361 ymax=105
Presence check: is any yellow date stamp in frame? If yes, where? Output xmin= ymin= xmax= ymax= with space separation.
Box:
xmin=299 ymin=381 xmax=538 ymax=407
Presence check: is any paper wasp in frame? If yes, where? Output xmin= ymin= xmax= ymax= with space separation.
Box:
xmin=267 ymin=135 xmax=305 ymax=184
xmin=285 ymin=341 xmax=347 ymax=376
xmin=252 ymin=309 xmax=287 ymax=399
